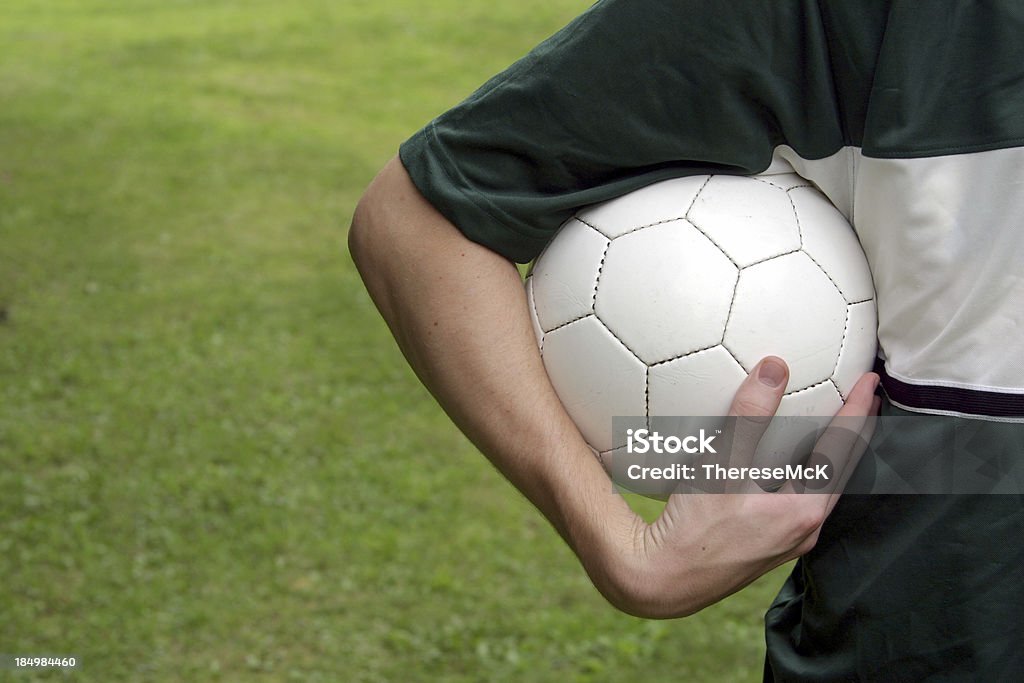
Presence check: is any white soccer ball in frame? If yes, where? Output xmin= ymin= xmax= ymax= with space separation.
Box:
xmin=526 ymin=173 xmax=877 ymax=486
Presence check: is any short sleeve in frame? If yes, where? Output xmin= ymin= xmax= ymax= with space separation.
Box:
xmin=400 ymin=0 xmax=844 ymax=263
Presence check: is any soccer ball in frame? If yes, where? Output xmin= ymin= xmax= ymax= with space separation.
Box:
xmin=525 ymin=173 xmax=877 ymax=486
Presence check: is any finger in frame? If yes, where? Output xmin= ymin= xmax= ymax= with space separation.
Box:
xmin=835 ymin=371 xmax=881 ymax=419
xmin=779 ymin=373 xmax=880 ymax=501
xmin=820 ymin=373 xmax=881 ymax=499
xmin=819 ymin=386 xmax=881 ymax=515
xmin=721 ymin=357 xmax=789 ymax=492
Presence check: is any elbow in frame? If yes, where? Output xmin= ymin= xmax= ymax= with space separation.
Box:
xmin=347 ymin=155 xmax=426 ymax=280
xmin=347 ymin=172 xmax=400 ymax=326
xmin=347 ymin=156 xmax=434 ymax=320
xmin=348 ymin=186 xmax=379 ymax=278
xmin=348 ymin=155 xmax=402 ymax=280
xmin=348 ymin=164 xmax=406 ymax=304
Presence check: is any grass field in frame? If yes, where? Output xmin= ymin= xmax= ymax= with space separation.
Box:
xmin=1 ymin=2 xmax=789 ymax=680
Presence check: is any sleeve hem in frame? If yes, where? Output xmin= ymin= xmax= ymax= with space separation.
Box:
xmin=399 ymin=123 xmax=552 ymax=264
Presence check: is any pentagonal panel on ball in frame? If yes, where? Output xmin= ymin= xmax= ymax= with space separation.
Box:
xmin=647 ymin=345 xmax=748 ymax=418
xmin=596 ymin=219 xmax=738 ymax=365
xmin=576 ymin=176 xmax=708 ymax=239
xmin=687 ymin=175 xmax=801 ymax=268
xmin=530 ymin=219 xmax=610 ymax=332
xmin=777 ymin=381 xmax=843 ymax=417
xmin=541 ymin=316 xmax=647 ymax=452
xmin=789 ymin=186 xmax=875 ymax=304
xmin=724 ymin=252 xmax=847 ymax=392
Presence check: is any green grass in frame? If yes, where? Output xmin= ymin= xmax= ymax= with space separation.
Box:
xmin=0 ymin=2 xmax=789 ymax=680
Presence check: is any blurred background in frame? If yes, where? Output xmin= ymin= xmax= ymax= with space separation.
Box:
xmin=0 ymin=1 xmax=787 ymax=680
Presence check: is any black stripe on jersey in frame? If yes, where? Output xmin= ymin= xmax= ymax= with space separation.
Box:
xmin=875 ymin=359 xmax=1024 ymax=419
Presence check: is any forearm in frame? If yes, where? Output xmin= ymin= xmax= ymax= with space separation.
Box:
xmin=348 ymin=157 xmax=644 ymax=604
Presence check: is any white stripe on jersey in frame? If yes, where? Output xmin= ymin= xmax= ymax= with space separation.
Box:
xmin=769 ymin=145 xmax=1024 ymax=401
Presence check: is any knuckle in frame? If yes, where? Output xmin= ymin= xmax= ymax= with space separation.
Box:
xmin=794 ymin=531 xmax=821 ymax=556
xmin=793 ymin=507 xmax=827 ymax=536
xmin=732 ymin=398 xmax=774 ymax=421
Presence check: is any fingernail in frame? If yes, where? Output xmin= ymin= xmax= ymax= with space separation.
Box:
xmin=758 ymin=358 xmax=786 ymax=388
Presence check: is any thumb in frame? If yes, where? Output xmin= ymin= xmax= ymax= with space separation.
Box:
xmin=728 ymin=356 xmax=789 ymax=419
xmin=725 ymin=356 xmax=789 ymax=472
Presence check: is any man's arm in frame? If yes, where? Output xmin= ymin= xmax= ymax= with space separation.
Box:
xmin=348 ymin=156 xmax=879 ymax=618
